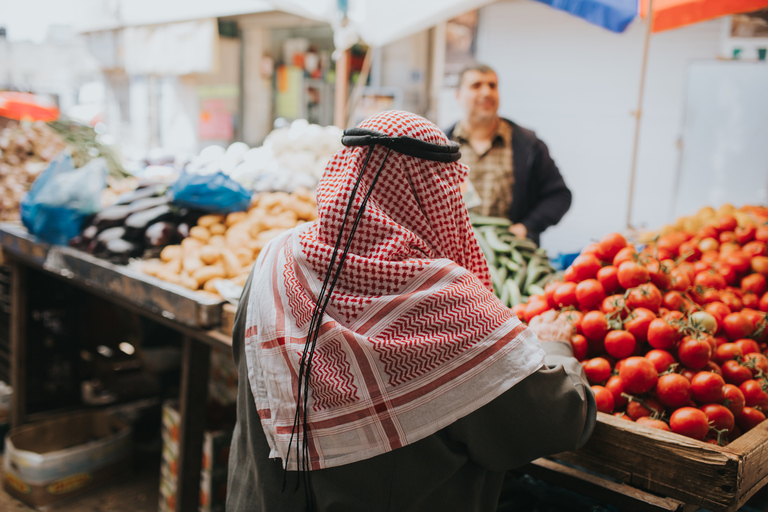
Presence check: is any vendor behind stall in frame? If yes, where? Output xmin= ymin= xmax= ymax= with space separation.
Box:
xmin=226 ymin=111 xmax=595 ymax=511
xmin=445 ymin=63 xmax=572 ymax=246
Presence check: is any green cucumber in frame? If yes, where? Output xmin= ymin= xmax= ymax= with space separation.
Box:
xmin=469 ymin=214 xmax=512 ymax=227
xmin=505 ymin=279 xmax=522 ymax=306
xmin=481 ymin=226 xmax=512 ymax=253
xmin=474 ymin=228 xmax=496 ymax=266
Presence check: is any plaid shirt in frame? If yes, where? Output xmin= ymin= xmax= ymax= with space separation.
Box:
xmin=452 ymin=119 xmax=514 ymax=218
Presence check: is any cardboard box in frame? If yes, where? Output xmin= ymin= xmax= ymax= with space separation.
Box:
xmin=3 ymin=410 xmax=131 ymax=509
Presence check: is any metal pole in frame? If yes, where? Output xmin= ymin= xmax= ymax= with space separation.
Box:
xmin=626 ymin=0 xmax=654 ymax=231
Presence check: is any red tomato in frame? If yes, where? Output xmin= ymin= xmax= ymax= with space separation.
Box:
xmin=605 ymin=375 xmax=628 ymax=409
xmin=721 ymin=360 xmax=753 ymax=386
xmin=677 ymin=336 xmax=713 ymax=370
xmin=581 ymin=243 xmax=601 ymax=257
xmin=623 ymin=307 xmax=655 ymax=343
xmin=645 ymin=349 xmax=677 ymax=374
xmin=664 ymin=310 xmax=685 ymax=322
xmin=678 ymin=241 xmax=702 ymax=261
xmin=635 ymin=417 xmax=671 ymax=431
xmin=612 ymin=246 xmax=637 ymax=267
xmin=720 ymin=231 xmax=737 ymax=244
xmin=591 ymin=385 xmax=615 ymax=414
xmin=596 ymin=265 xmax=620 ymax=294
xmin=758 ymin=226 xmax=768 ymax=243
xmin=701 ymin=404 xmax=735 ymax=433
xmin=575 ymin=279 xmax=606 ymax=310
xmin=618 ymin=261 xmax=650 ymax=289
xmin=512 ymin=303 xmax=528 ymax=319
xmin=544 ymin=280 xmax=562 ymax=308
xmin=720 ymin=291 xmax=743 ymax=312
xmin=601 ymin=294 xmax=627 ymax=317
xmin=699 ymin=225 xmax=719 ymax=240
xmin=563 ymin=265 xmax=578 ymax=283
xmin=718 ymin=215 xmax=738 ymax=232
xmin=553 ymin=282 xmax=579 ymax=308
xmin=657 ymin=232 xmax=686 ymax=256
xmin=619 ymin=356 xmax=658 ymax=395
xmin=736 ymin=407 xmax=766 ymax=433
xmin=571 ymin=254 xmax=602 ymax=282
xmin=744 ymin=241 xmax=768 ymax=258
xmin=604 ymin=330 xmax=636 ymax=359
xmin=735 ymin=225 xmax=756 ymax=244
xmin=647 ymin=318 xmax=680 ymax=350
xmin=662 ymin=291 xmax=686 ymax=312
xmin=655 ymin=373 xmax=692 ymax=408
xmin=723 ymin=251 xmax=751 ymax=275
xmin=735 ymin=339 xmax=761 ymax=356
xmin=760 ymin=292 xmax=768 ymax=312
xmin=742 ymin=293 xmax=759 ymax=310
xmin=723 ymin=313 xmax=754 ymax=340
xmin=691 ymin=371 xmax=726 ymax=404
xmin=596 ymin=233 xmax=627 ymax=263
xmin=681 ymin=368 xmax=697 ymax=382
xmin=714 ymin=343 xmax=743 ymax=364
xmin=626 ymin=283 xmax=662 ymax=312
xmin=561 ymin=310 xmax=584 ymax=334
xmin=645 ymin=258 xmax=673 ymax=290
xmin=570 ymin=334 xmax=588 ymax=360
xmin=694 ymin=260 xmax=712 ymax=275
xmin=705 ymin=302 xmax=731 ymax=329
xmin=717 ymin=264 xmax=739 ymax=287
xmin=583 ymin=357 xmax=612 ymax=384
xmin=742 ymin=274 xmax=767 ymax=296
xmin=626 ymin=397 xmax=664 ymax=420
xmin=740 ymin=379 xmax=768 ymax=409
xmin=581 ymin=311 xmax=609 ymax=342
xmin=669 ymin=270 xmax=692 ymax=293
xmin=695 ymin=270 xmax=727 ymax=290
xmin=614 ymin=412 xmax=634 ymax=421
xmin=742 ymin=352 xmax=768 ymax=376
xmin=670 ymin=407 xmax=710 ymax=440
xmin=723 ymin=384 xmax=745 ymax=416
xmin=524 ymin=296 xmax=551 ymax=323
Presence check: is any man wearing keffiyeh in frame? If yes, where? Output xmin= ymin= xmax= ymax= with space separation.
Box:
xmin=226 ymin=111 xmax=595 ymax=512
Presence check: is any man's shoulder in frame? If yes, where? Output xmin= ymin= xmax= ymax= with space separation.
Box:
xmin=502 ymin=118 xmax=538 ymax=145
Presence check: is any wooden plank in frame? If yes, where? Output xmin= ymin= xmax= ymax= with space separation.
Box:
xmin=525 ymin=458 xmax=689 ymax=512
xmin=724 ymin=420 xmax=768 ymax=511
xmin=9 ymin=259 xmax=26 ymax=428
xmin=557 ymin=412 xmax=741 ymax=512
xmin=175 ymin=335 xmax=211 ymax=512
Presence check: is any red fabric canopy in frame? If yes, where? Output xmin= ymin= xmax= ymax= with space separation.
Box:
xmin=641 ymin=0 xmax=768 ymax=32
xmin=0 ymin=92 xmax=59 ymax=122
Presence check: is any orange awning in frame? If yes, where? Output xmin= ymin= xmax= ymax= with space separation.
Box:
xmin=0 ymin=91 xmax=59 ymax=122
xmin=641 ymin=0 xmax=768 ymax=32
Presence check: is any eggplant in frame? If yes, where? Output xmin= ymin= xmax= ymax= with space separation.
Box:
xmin=88 ymin=227 xmax=127 ymax=255
xmin=124 ymin=205 xmax=174 ymax=240
xmin=103 ymin=238 xmax=142 ymax=264
xmin=82 ymin=224 xmax=99 ymax=242
xmin=145 ymin=221 xmax=179 ymax=247
xmin=114 ymin=184 xmax=167 ymax=205
xmin=126 ymin=195 xmax=170 ymax=215
xmin=176 ymin=222 xmax=190 ymax=240
xmin=92 ymin=204 xmax=134 ymax=231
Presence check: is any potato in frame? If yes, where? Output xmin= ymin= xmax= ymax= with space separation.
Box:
xmin=160 ymin=245 xmax=182 ymax=262
xmin=183 ymin=253 xmax=205 ymax=274
xmin=200 ymin=245 xmax=222 ymax=265
xmin=208 ymin=234 xmax=226 ymax=247
xmin=226 ymin=211 xmax=248 ymax=227
xmin=192 ymin=265 xmax=226 ymax=286
xmin=142 ymin=259 xmax=163 ymax=277
xmin=220 ymin=247 xmax=242 ymax=278
xmin=181 ymin=237 xmax=203 ymax=251
xmin=190 ymin=225 xmax=211 ymax=242
xmin=230 ymin=272 xmax=250 ymax=287
xmin=156 ymin=269 xmax=181 ymax=285
xmin=203 ymin=277 xmax=226 ymax=294
xmin=164 ymin=258 xmax=183 ymax=275
xmin=209 ymin=223 xmax=227 ymax=236
xmin=257 ymin=228 xmax=287 ymax=242
xmin=178 ymin=275 xmax=199 ymax=291
xmin=234 ymin=247 xmax=254 ymax=266
xmin=198 ymin=214 xmax=225 ymax=228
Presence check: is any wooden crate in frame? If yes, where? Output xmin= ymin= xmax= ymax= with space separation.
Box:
xmin=554 ymin=412 xmax=768 ymax=512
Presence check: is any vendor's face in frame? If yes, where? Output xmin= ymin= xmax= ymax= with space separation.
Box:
xmin=457 ymin=70 xmax=499 ymax=123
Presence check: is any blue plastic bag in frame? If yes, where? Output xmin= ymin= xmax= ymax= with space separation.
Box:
xmin=168 ymin=171 xmax=252 ymax=213
xmin=20 ymin=153 xmax=107 ymax=245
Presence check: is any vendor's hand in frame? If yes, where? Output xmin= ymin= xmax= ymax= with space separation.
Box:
xmin=527 ymin=310 xmax=576 ymax=343
xmin=508 ymin=223 xmax=527 ymax=239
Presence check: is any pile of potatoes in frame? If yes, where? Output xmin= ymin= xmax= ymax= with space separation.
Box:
xmin=142 ymin=189 xmax=317 ymax=295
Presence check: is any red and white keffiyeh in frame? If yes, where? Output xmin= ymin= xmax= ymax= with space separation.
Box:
xmin=244 ymin=111 xmax=545 ymax=470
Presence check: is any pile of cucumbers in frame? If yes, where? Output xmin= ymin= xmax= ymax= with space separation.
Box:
xmin=470 ymin=214 xmax=558 ymax=307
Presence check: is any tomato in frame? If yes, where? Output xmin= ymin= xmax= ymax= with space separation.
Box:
xmin=698 ymin=238 xmax=720 ymax=253
xmin=724 ymin=252 xmax=751 ymax=275
xmin=575 ymin=279 xmax=605 ymax=310
xmin=723 ymin=313 xmax=754 ymax=340
xmin=717 ymin=264 xmax=739 ymax=287
xmin=591 ymin=385 xmax=615 ymax=414
xmin=583 ymin=357 xmax=612 ymax=384
xmin=561 ymin=310 xmax=584 ymax=334
xmin=760 ymin=292 xmax=768 ymax=313
xmin=570 ymin=334 xmax=588 ymax=360
xmin=543 ymin=280 xmax=563 ymax=308
xmin=626 ymin=397 xmax=664 ymax=420
xmin=677 ymin=336 xmax=712 ymax=370
xmin=581 ymin=243 xmax=602 ymax=257
xmin=563 ymin=265 xmax=578 ymax=283
xmin=740 ymin=379 xmax=768 ymax=409
xmin=720 ymin=231 xmax=737 ymax=244
xmin=645 ymin=349 xmax=676 ymax=373
xmin=701 ymin=404 xmax=735 ymax=433
xmin=735 ymin=225 xmax=756 ymax=244
xmin=744 ymin=352 xmax=768 ymax=376
xmin=678 ymin=241 xmax=702 ymax=261
xmin=596 ymin=265 xmax=620 ymax=294
xmin=621 ymin=308 xmax=653 ymax=342
xmin=720 ymin=291 xmax=743 ymax=312
xmin=669 ymin=270 xmax=692 ymax=293
xmin=614 ymin=412 xmax=634 ymax=421
xmin=571 ymin=254 xmax=602 ymax=282
xmin=636 ymin=417 xmax=671 ymax=431
xmin=626 ymin=283 xmax=662 ymax=313
xmin=604 ymin=330 xmax=636 ymax=359
xmin=553 ymin=282 xmax=579 ymax=308
xmin=596 ymin=233 xmax=627 ymax=263
xmin=690 ymin=311 xmax=718 ymax=335
xmin=524 ymin=296 xmax=551 ymax=323
xmin=701 ymin=250 xmax=720 ymax=265
xmin=717 ymin=215 xmax=738 ymax=233
xmin=735 ymin=339 xmax=761 ymax=356
xmin=605 ymin=375 xmax=628 ymax=409
xmin=714 ymin=343 xmax=743 ymax=364
xmin=646 ymin=318 xmax=679 ymax=350
xmin=619 ymin=356 xmax=658 ymax=394
xmin=581 ymin=310 xmax=609 ymax=342
xmin=742 ymin=293 xmax=759 ymax=310
xmin=736 ymin=407 xmax=766 ymax=433
xmin=657 ymin=232 xmax=686 ymax=256
xmin=720 ymin=242 xmax=741 ymax=254
xmin=723 ymin=384 xmax=745 ymax=416
xmin=601 ymin=294 xmax=627 ymax=317
xmin=704 ymin=302 xmax=731 ymax=329
xmin=670 ymin=407 xmax=710 ymax=440
xmin=721 ymin=360 xmax=753 ymax=386
xmin=664 ymin=310 xmax=685 ymax=323
xmin=694 ymin=270 xmax=726 ymax=290
xmin=612 ymin=246 xmax=637 ymax=267
xmin=662 ymin=291 xmax=686 ymax=312
xmin=744 ymin=241 xmax=768 ymax=258
xmin=681 ymin=368 xmax=697 ymax=382
xmin=693 ymin=261 xmax=712 ymax=276
xmin=691 ymin=371 xmax=726 ymax=404
xmin=654 ymin=373 xmax=691 ymax=408
xmin=742 ymin=274 xmax=767 ymax=296
xmin=758 ymin=226 xmax=768 ymax=243
xmin=618 ymin=261 xmax=650 ymax=289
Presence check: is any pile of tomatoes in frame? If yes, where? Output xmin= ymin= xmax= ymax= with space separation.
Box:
xmin=515 ymin=218 xmax=768 ymax=445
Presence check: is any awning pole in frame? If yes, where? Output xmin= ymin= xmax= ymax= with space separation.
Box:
xmin=626 ymin=0 xmax=654 ymax=231
xmin=334 ymin=49 xmax=351 ymax=129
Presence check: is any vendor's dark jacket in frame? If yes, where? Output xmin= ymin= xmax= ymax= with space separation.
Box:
xmin=445 ymin=119 xmax=571 ymax=246
xmin=226 ymin=274 xmax=596 ymax=512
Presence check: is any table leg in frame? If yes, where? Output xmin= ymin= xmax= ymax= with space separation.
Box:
xmin=9 ymin=260 xmax=26 ymax=428
xmin=176 ymin=334 xmax=211 ymax=512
